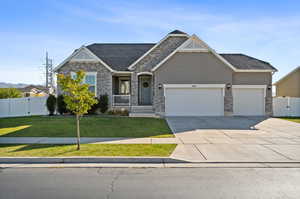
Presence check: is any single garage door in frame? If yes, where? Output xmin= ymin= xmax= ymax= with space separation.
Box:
xmin=233 ymin=88 xmax=265 ymax=116
xmin=165 ymin=87 xmax=224 ymax=116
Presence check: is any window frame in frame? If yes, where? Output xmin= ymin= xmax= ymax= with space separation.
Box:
xmin=70 ymin=71 xmax=97 ymax=96
xmin=118 ymin=77 xmax=130 ymax=95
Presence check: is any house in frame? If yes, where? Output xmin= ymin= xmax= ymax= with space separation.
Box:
xmin=19 ymin=85 xmax=48 ymax=97
xmin=274 ymin=66 xmax=300 ymax=97
xmin=54 ymin=30 xmax=277 ymax=117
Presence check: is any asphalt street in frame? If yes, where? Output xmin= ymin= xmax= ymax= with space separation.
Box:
xmin=1 ymin=167 xmax=300 ymax=199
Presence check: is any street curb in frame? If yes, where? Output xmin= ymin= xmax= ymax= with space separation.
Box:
xmin=2 ymin=162 xmax=300 ymax=168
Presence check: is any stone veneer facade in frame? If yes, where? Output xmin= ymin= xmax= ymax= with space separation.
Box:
xmin=265 ymin=88 xmax=273 ymax=116
xmin=56 ymin=62 xmax=113 ymax=107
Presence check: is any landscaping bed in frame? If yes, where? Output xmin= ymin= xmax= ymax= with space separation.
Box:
xmin=0 ymin=144 xmax=176 ymax=157
xmin=0 ymin=116 xmax=173 ymax=138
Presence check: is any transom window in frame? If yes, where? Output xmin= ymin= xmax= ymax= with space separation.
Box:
xmin=71 ymin=72 xmax=97 ymax=96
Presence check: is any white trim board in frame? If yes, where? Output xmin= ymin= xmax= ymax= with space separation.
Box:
xmin=54 ymin=46 xmax=114 ymax=72
xmin=137 ymin=72 xmax=153 ymax=76
xmin=164 ymin=84 xmax=226 ymax=88
xmin=232 ymin=85 xmax=267 ymax=98
xmin=128 ymin=33 xmax=189 ymax=70
xmin=151 ymin=34 xmax=276 ymax=73
xmin=151 ymin=34 xmax=237 ymax=72
xmin=163 ymin=84 xmax=226 ymax=97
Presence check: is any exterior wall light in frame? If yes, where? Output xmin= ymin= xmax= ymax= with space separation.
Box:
xmin=226 ymin=83 xmax=232 ymax=89
xmin=158 ymin=83 xmax=163 ymax=89
xmin=267 ymin=85 xmax=272 ymax=90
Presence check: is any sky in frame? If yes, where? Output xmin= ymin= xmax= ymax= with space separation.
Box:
xmin=0 ymin=0 xmax=300 ymax=85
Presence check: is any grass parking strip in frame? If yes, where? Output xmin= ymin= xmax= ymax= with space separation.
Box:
xmin=0 ymin=144 xmax=177 ymax=157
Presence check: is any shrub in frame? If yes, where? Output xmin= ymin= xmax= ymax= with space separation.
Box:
xmin=99 ymin=94 xmax=109 ymax=113
xmin=88 ymin=97 xmax=100 ymax=114
xmin=46 ymin=94 xmax=56 ymax=115
xmin=56 ymin=95 xmax=68 ymax=115
xmin=0 ymin=88 xmax=22 ymax=99
xmin=107 ymin=108 xmax=129 ymax=116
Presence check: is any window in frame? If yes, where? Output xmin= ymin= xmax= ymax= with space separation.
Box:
xmin=119 ymin=78 xmax=130 ymax=95
xmin=71 ymin=72 xmax=97 ymax=96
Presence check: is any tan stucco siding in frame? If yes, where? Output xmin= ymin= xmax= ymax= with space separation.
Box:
xmin=233 ymin=72 xmax=272 ymax=85
xmin=155 ymin=52 xmax=233 ymax=84
xmin=276 ymin=69 xmax=300 ymax=97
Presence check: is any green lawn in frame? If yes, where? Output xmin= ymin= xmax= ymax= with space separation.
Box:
xmin=280 ymin=117 xmax=300 ymax=124
xmin=0 ymin=144 xmax=176 ymax=157
xmin=0 ymin=116 xmax=173 ymax=138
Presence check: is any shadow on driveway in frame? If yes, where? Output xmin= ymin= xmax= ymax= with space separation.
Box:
xmin=166 ymin=116 xmax=268 ymax=133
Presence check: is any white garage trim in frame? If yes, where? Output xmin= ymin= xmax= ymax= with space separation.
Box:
xmin=232 ymin=85 xmax=267 ymax=97
xmin=164 ymin=84 xmax=226 ymax=88
xmin=164 ymin=84 xmax=226 ymax=97
xmin=164 ymin=84 xmax=225 ymax=116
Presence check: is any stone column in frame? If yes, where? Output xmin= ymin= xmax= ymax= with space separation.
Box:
xmin=131 ymin=72 xmax=138 ymax=106
xmin=265 ymin=88 xmax=273 ymax=116
xmin=224 ymin=87 xmax=233 ymax=116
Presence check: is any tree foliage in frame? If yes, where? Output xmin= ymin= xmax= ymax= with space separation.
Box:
xmin=57 ymin=70 xmax=97 ymax=150
xmin=0 ymin=88 xmax=22 ymax=99
xmin=57 ymin=70 xmax=97 ymax=116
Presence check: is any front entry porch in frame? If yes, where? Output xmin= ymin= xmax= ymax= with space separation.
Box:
xmin=112 ymin=73 xmax=156 ymax=117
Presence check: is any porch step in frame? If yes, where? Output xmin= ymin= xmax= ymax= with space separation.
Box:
xmin=129 ymin=113 xmax=158 ymax=118
xmin=130 ymin=106 xmax=154 ymax=113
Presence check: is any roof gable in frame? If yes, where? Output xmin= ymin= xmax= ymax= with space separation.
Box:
xmin=274 ymin=66 xmax=300 ymax=85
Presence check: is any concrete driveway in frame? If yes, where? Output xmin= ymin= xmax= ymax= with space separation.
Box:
xmin=166 ymin=117 xmax=300 ymax=162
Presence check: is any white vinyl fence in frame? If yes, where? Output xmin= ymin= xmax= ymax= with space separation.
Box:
xmin=273 ymin=97 xmax=300 ymax=117
xmin=0 ymin=96 xmax=48 ymax=118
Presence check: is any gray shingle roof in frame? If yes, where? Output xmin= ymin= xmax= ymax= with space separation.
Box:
xmin=86 ymin=43 xmax=155 ymax=71
xmin=86 ymin=44 xmax=276 ymax=72
xmin=168 ymin=30 xmax=187 ymax=35
xmin=220 ymin=54 xmax=277 ymax=71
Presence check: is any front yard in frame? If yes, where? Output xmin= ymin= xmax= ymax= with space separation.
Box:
xmin=280 ymin=117 xmax=300 ymax=124
xmin=0 ymin=144 xmax=176 ymax=157
xmin=0 ymin=116 xmax=173 ymax=138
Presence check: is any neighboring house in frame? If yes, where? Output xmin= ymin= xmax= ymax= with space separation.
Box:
xmin=54 ymin=30 xmax=277 ymax=117
xmin=19 ymin=85 xmax=48 ymax=97
xmin=274 ymin=66 xmax=300 ymax=97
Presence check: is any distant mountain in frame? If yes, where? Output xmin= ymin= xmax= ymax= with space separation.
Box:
xmin=0 ymin=82 xmax=29 ymax=88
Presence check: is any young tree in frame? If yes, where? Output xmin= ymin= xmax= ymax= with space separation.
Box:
xmin=57 ymin=70 xmax=97 ymax=150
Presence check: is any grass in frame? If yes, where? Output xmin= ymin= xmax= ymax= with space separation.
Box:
xmin=0 ymin=116 xmax=173 ymax=138
xmin=280 ymin=117 xmax=300 ymax=124
xmin=0 ymin=144 xmax=177 ymax=157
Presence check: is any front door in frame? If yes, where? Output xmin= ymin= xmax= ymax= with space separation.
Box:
xmin=139 ymin=76 xmax=152 ymax=105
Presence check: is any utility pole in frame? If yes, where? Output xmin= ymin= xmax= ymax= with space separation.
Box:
xmin=45 ymin=52 xmax=54 ymax=94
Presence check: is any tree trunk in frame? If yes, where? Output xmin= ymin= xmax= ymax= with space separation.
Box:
xmin=76 ymin=114 xmax=80 ymax=150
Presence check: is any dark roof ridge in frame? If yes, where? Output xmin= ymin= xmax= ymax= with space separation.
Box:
xmin=88 ymin=43 xmax=155 ymax=45
xmin=220 ymin=53 xmax=271 ymax=65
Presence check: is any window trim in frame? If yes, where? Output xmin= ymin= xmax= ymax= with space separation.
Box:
xmin=70 ymin=71 xmax=97 ymax=96
xmin=118 ymin=77 xmax=130 ymax=95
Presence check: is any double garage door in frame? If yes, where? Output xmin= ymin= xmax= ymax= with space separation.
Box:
xmin=164 ymin=85 xmax=265 ymax=116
